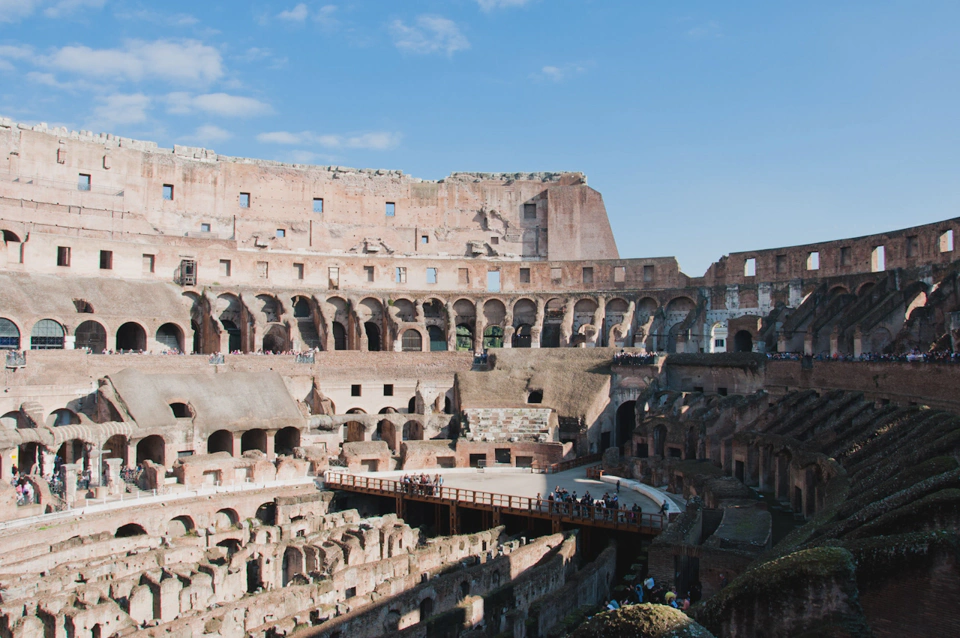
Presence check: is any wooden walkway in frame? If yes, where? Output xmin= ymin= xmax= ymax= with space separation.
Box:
xmin=324 ymin=472 xmax=665 ymax=536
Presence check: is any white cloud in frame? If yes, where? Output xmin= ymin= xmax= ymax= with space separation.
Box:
xmin=258 ymin=130 xmax=401 ymax=151
xmin=531 ymin=62 xmax=587 ymax=83
xmin=0 ymin=45 xmax=33 ymax=60
xmin=43 ymin=39 xmax=223 ymax=85
xmin=114 ymin=8 xmax=198 ymax=27
xmin=43 ymin=0 xmax=107 ymax=18
xmin=187 ymin=124 xmax=232 ymax=145
xmin=315 ymin=4 xmax=338 ymax=28
xmin=0 ymin=0 xmax=41 ymax=22
xmin=88 ymin=93 xmax=151 ymax=129
xmin=165 ymin=92 xmax=273 ymax=117
xmin=0 ymin=60 xmax=13 ymax=73
xmin=686 ymin=20 xmax=722 ymax=39
xmin=390 ymin=15 xmax=469 ymax=56
xmin=277 ymin=3 xmax=308 ymax=22
xmin=475 ymin=0 xmax=533 ymax=11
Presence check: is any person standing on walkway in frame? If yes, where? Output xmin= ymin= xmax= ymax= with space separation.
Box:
xmin=616 ymin=480 xmax=621 ymax=494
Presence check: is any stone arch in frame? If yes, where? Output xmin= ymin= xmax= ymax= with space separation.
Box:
xmin=30 ymin=319 xmax=65 ymax=350
xmin=208 ymin=429 xmax=233 ymax=455
xmin=216 ymin=293 xmax=247 ymax=352
xmin=103 ymin=434 xmax=127 ymax=463
xmin=47 ymin=408 xmax=80 ymax=427
xmin=332 ymin=322 xmax=348 ymax=350
xmin=262 ymin=324 xmax=288 ymax=353
xmin=573 ymin=298 xmax=599 ymax=343
xmin=169 ymin=402 xmax=192 ymax=418
xmin=283 ymin=546 xmax=305 ymax=586
xmin=857 ymin=281 xmax=876 ymax=296
xmin=254 ymin=293 xmax=283 ymax=323
xmin=213 ymin=508 xmax=239 ymax=530
xmin=156 ymin=323 xmax=184 ymax=352
xmin=166 ymin=515 xmax=195 ymax=537
xmin=869 ymin=327 xmax=893 ymax=353
xmin=733 ymin=330 xmax=753 ymax=353
xmin=0 ymin=317 xmax=20 ymax=350
xmin=482 ymin=299 xmax=506 ymax=326
xmin=541 ymin=298 xmax=564 ymax=348
xmin=72 ymin=319 xmax=106 ymax=353
xmin=0 ymin=411 xmax=17 ymax=430
xmin=513 ymin=323 xmax=532 ymax=348
xmin=392 ymin=298 xmax=417 ymax=322
xmin=402 ymin=329 xmax=423 ymax=352
xmin=616 ymin=401 xmax=636 ymax=451
xmin=275 ymin=427 xmax=301 ymax=456
xmin=136 ymin=435 xmax=165 ymax=465
xmin=116 ymin=321 xmax=146 ymax=352
xmin=483 ymin=325 xmax=504 ymax=349
xmin=115 ymin=523 xmax=147 ymax=538
xmin=710 ymin=321 xmax=728 ymax=353
xmin=427 ymin=325 xmax=447 ymax=351
xmin=292 ymin=295 xmax=312 ymax=319
xmin=455 ymin=324 xmax=474 ymax=352
xmin=364 ymin=322 xmax=381 ymax=352
xmin=604 ymin=297 xmax=631 ymax=347
xmin=828 ymin=285 xmax=850 ymax=297
xmin=419 ymin=597 xmax=434 ymax=622
xmin=256 ymin=502 xmax=277 ymax=525
xmin=402 ymin=420 xmax=423 ymax=441
xmin=241 ymin=429 xmax=267 ymax=454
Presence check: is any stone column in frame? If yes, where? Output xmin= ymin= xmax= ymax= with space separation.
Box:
xmin=40 ymin=447 xmax=56 ymax=480
xmin=829 ymin=326 xmax=840 ymax=358
xmin=86 ymin=443 xmax=102 ymax=486
xmin=233 ymin=432 xmax=243 ymax=457
xmin=105 ymin=457 xmax=123 ymax=495
xmin=803 ymin=330 xmax=814 ymax=356
xmin=265 ymin=431 xmax=276 ymax=461
xmin=62 ymin=462 xmax=79 ymax=506
xmin=853 ymin=326 xmax=864 ymax=358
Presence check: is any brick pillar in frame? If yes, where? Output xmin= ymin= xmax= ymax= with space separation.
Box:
xmin=803 ymin=330 xmax=814 ymax=356
xmin=105 ymin=457 xmax=123 ymax=495
xmin=853 ymin=326 xmax=864 ymax=358
xmin=86 ymin=443 xmax=101 ymax=486
xmin=266 ymin=430 xmax=276 ymax=461
xmin=41 ymin=446 xmax=56 ymax=480
xmin=829 ymin=326 xmax=840 ymax=358
xmin=62 ymin=462 xmax=79 ymax=506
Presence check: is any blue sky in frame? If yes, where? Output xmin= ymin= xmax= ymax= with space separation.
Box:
xmin=2 ymin=0 xmax=959 ymax=276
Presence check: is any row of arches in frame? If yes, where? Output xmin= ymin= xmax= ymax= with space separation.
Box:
xmin=0 ymin=317 xmax=185 ymax=352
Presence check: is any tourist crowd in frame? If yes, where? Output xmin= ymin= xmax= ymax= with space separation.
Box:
xmin=613 ymin=351 xmax=657 ymax=366
xmin=766 ymin=349 xmax=960 ymax=364
xmin=398 ymin=473 xmax=445 ymax=496
xmin=536 ymin=485 xmax=657 ymax=524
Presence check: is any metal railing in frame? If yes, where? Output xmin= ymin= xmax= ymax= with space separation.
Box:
xmin=325 ymin=472 xmax=664 ymax=531
xmin=5 ymin=351 xmax=26 ymax=369
xmin=295 ymin=352 xmax=315 ymax=364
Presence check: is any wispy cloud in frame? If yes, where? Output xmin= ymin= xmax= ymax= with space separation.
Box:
xmin=277 ymin=3 xmax=308 ymax=22
xmin=531 ymin=62 xmax=587 ymax=83
xmin=686 ymin=20 xmax=722 ymax=40
xmin=390 ymin=15 xmax=469 ymax=56
xmin=0 ymin=0 xmax=42 ymax=22
xmin=43 ymin=0 xmax=106 ymax=18
xmin=87 ymin=93 xmax=151 ymax=129
xmin=114 ymin=8 xmax=198 ymax=27
xmin=42 ymin=39 xmax=223 ymax=85
xmin=258 ymin=129 xmax=402 ymax=151
xmin=166 ymin=92 xmax=273 ymax=117
xmin=475 ymin=0 xmax=533 ymax=11
xmin=184 ymin=124 xmax=232 ymax=145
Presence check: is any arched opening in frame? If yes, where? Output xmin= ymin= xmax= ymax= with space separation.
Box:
xmin=18 ymin=443 xmax=40 ymax=474
xmin=103 ymin=434 xmax=127 ymax=464
xmin=30 ymin=319 xmax=64 ymax=350
xmin=332 ymin=322 xmax=348 ymax=350
xmin=444 ymin=396 xmax=452 ymax=415
xmin=482 ymin=326 xmax=504 ymax=349
xmin=48 ymin=408 xmax=80 ymax=427
xmin=407 ymin=397 xmax=417 ymax=414
xmin=293 ymin=297 xmax=311 ymax=318
xmin=402 ymin=420 xmax=423 ymax=441
xmin=459 ymin=581 xmax=470 ymax=601
xmin=191 ymin=320 xmax=202 ymax=354
xmin=169 ymin=402 xmax=192 ymax=418
xmin=57 ymin=439 xmax=85 ymax=465
xmin=527 ymin=390 xmax=543 ymax=404
xmin=115 ymin=523 xmax=147 ymax=538
xmin=542 ymin=298 xmax=564 ymax=348
xmin=213 ymin=508 xmax=239 ymax=530
xmin=685 ymin=426 xmax=698 ymax=460
xmin=241 ymin=429 xmax=267 ymax=454
xmin=428 ymin=325 xmax=447 ymax=351
xmin=384 ymin=610 xmax=402 ymax=633
xmin=208 ymin=429 xmax=233 ymax=455
xmin=221 ymin=319 xmax=242 ymax=352
xmin=392 ymin=298 xmax=416 ymax=322
xmin=0 ymin=411 xmax=17 ymax=430
xmin=512 ymin=324 xmax=532 ymax=348
xmin=275 ymin=427 xmax=301 ymax=456
xmin=402 ymin=329 xmax=423 ymax=352
xmin=166 ymin=515 xmax=195 ymax=537
xmin=573 ymin=298 xmax=599 ymax=342
xmin=116 ymin=322 xmax=146 ymax=352
xmin=664 ymin=297 xmax=696 ymax=353
xmin=364 ymin=322 xmax=381 ymax=351
xmin=156 ymin=323 xmax=184 ymax=352
xmin=283 ymin=546 xmax=304 ymax=586
xmin=733 ymin=330 xmax=753 ymax=353
xmin=255 ymin=502 xmax=277 ymax=525
xmin=75 ymin=320 xmax=107 ymax=353
xmin=455 ymin=324 xmax=473 ymax=351
xmin=419 ymin=597 xmax=434 ymax=623
xmin=262 ymin=324 xmax=287 ymax=353
xmin=0 ymin=318 xmax=19 ymax=350
xmin=136 ymin=435 xmax=165 ymax=465
xmin=616 ymin=401 xmax=636 ymax=452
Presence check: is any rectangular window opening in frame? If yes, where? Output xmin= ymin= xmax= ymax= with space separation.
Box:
xmin=364 ymin=266 xmax=375 ymax=282
xmin=776 ymin=254 xmax=787 ymax=274
xmin=426 ymin=267 xmax=437 ymax=284
xmin=351 ymin=384 xmax=361 ymax=397
xmin=256 ymin=261 xmax=269 ymax=279
xmin=328 ymin=267 xmax=340 ymax=290
xmin=162 ymin=184 xmax=174 ymax=201
xmin=744 ymin=258 xmax=756 ymax=277
xmin=78 ymin=174 xmax=91 ymax=191
xmin=57 ymin=246 xmax=71 ymax=267
xmin=458 ymin=268 xmax=469 ymax=285
xmin=643 ymin=264 xmax=654 ymax=283
xmin=276 ymin=229 xmax=286 ymax=238
xmin=487 ymin=270 xmax=501 ymax=292
xmin=906 ymin=235 xmax=919 ymax=258
xmin=490 ymin=236 xmax=499 ymax=245
xmin=550 ymin=267 xmax=562 ymax=282
xmin=421 ymin=235 xmax=429 ymax=245
xmin=200 ymin=223 xmax=211 ymax=233
xmin=519 ymin=267 xmax=531 ymax=284
xmin=395 ymin=267 xmax=407 ymax=284
xmin=614 ymin=266 xmax=626 ymax=283
xmin=385 ymin=202 xmax=395 ymax=217
xmin=294 ymin=263 xmax=304 ymax=280
xmin=142 ymin=254 xmax=155 ymax=274
xmin=219 ymin=259 xmax=231 ymax=277
xmin=313 ymin=198 xmax=324 ymax=214
xmin=523 ymin=203 xmax=537 ymax=219
xmin=99 ymin=250 xmax=113 ymax=270
xmin=871 ymin=245 xmax=886 ymax=272
xmin=239 ymin=192 xmax=250 ymax=208
xmin=806 ymin=251 xmax=820 ymax=271
xmin=940 ymin=230 xmax=954 ymax=253
xmin=383 ymin=384 xmax=394 ymax=397
xmin=840 ymin=246 xmax=852 ymax=266
xmin=582 ymin=267 xmax=594 ymax=284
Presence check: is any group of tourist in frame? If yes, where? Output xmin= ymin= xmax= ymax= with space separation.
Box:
xmin=613 ymin=351 xmax=657 ymax=366
xmin=398 ymin=473 xmax=444 ymax=496
xmin=535 ymin=486 xmax=648 ymax=523
xmin=766 ymin=349 xmax=960 ymax=363
xmin=10 ymin=468 xmax=36 ymax=506
xmin=599 ymin=576 xmax=701 ymax=615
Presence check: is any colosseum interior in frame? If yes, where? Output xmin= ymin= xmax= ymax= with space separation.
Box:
xmin=0 ymin=118 xmax=957 ymax=637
